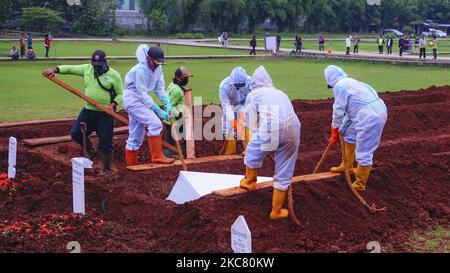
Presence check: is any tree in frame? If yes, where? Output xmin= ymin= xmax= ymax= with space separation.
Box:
xmin=71 ymin=0 xmax=117 ymax=36
xmin=18 ymin=7 xmax=63 ymax=32
xmin=149 ymin=8 xmax=167 ymax=34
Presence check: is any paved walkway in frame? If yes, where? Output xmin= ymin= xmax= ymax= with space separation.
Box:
xmin=1 ymin=38 xmax=449 ymax=65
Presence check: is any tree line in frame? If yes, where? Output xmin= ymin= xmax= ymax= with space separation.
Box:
xmin=1 ymin=0 xmax=450 ymax=35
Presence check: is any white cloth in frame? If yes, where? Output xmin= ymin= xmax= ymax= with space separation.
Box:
xmin=219 ymin=67 xmax=252 ymax=137
xmin=346 ymin=37 xmax=351 ymax=48
xmin=324 ymin=65 xmax=387 ymax=166
xmin=123 ymin=44 xmax=168 ymax=150
xmin=244 ymin=66 xmax=301 ymax=191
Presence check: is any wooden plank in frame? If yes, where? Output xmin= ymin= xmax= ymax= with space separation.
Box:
xmin=0 ymin=118 xmax=74 ymax=129
xmin=184 ymin=88 xmax=195 ymax=159
xmin=22 ymin=126 xmax=129 ymax=146
xmin=213 ymin=172 xmax=341 ymax=197
xmin=127 ymin=154 xmax=243 ymax=171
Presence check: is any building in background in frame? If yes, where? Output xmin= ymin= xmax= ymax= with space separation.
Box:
xmin=115 ymin=0 xmax=148 ymax=30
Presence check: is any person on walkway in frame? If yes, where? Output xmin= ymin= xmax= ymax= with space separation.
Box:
xmin=19 ymin=33 xmax=26 ymax=59
xmin=398 ymin=36 xmax=405 ymax=57
xmin=43 ymin=50 xmax=124 ymax=174
xmin=318 ymin=33 xmax=325 ymax=51
xmin=295 ymin=34 xmax=303 ymax=53
xmin=250 ymin=35 xmax=257 ymax=55
xmin=10 ymin=46 xmax=19 ymax=61
xmin=353 ymin=34 xmax=360 ymax=54
xmin=219 ymin=67 xmax=252 ymax=155
xmin=345 ymin=35 xmax=351 ymax=55
xmin=123 ymin=45 xmax=175 ymax=166
xmin=377 ymin=35 xmax=384 ymax=54
xmin=223 ymin=32 xmax=229 ymax=48
xmin=239 ymin=66 xmax=301 ymax=221
xmin=276 ymin=33 xmax=281 ymax=52
xmin=419 ymin=36 xmax=427 ymax=59
xmin=44 ymin=34 xmax=52 ymax=58
xmin=163 ymin=67 xmax=193 ymax=158
xmin=430 ymin=38 xmax=438 ymax=60
xmin=324 ymin=65 xmax=387 ymax=191
xmin=413 ymin=35 xmax=419 ymax=54
xmin=26 ymin=33 xmax=33 ymax=50
xmin=386 ymin=36 xmax=393 ymax=55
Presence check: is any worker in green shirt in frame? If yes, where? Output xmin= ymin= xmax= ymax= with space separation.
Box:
xmin=43 ymin=50 xmax=124 ymax=174
xmin=163 ymin=67 xmax=193 ymax=158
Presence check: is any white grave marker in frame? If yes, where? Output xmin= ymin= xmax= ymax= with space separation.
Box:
xmin=231 ymin=215 xmax=252 ymax=253
xmin=8 ymin=137 xmax=17 ymax=180
xmin=71 ymin=157 xmax=93 ymax=214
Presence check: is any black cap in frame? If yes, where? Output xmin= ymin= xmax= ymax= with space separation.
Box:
xmin=147 ymin=46 xmax=165 ymax=64
xmin=92 ymin=50 xmax=107 ymax=66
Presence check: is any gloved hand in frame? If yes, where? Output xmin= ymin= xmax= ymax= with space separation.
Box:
xmin=161 ymin=95 xmax=172 ymax=115
xmin=328 ymin=127 xmax=340 ymax=145
xmin=151 ymin=103 xmax=170 ymax=121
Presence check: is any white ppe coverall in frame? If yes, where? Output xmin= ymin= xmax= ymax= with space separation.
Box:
xmin=219 ymin=66 xmax=252 ymax=138
xmin=244 ymin=66 xmax=301 ymax=191
xmin=324 ymin=65 xmax=387 ymax=166
xmin=123 ymin=44 xmax=170 ymax=151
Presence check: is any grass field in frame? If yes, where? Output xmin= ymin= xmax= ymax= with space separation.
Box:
xmin=0 ymin=57 xmax=448 ymax=122
xmin=0 ymin=40 xmax=248 ymax=58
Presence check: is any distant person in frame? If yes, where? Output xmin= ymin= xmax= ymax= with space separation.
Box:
xmin=223 ymin=32 xmax=229 ymax=48
xmin=295 ymin=34 xmax=303 ymax=53
xmin=26 ymin=33 xmax=33 ymax=49
xmin=44 ymin=34 xmax=52 ymax=57
xmin=276 ymin=33 xmax=281 ymax=52
xmin=413 ymin=35 xmax=419 ymax=54
xmin=10 ymin=46 xmax=19 ymax=61
xmin=377 ymin=35 xmax=384 ymax=54
xmin=318 ymin=33 xmax=325 ymax=51
xmin=386 ymin=35 xmax=393 ymax=55
xmin=249 ymin=35 xmax=257 ymax=55
xmin=430 ymin=38 xmax=438 ymax=60
xmin=398 ymin=36 xmax=405 ymax=57
xmin=345 ymin=34 xmax=351 ymax=55
xmin=26 ymin=48 xmax=36 ymax=61
xmin=419 ymin=36 xmax=426 ymax=59
xmin=353 ymin=34 xmax=360 ymax=54
xmin=19 ymin=33 xmax=26 ymax=59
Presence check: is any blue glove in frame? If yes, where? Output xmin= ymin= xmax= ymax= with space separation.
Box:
xmin=150 ymin=103 xmax=169 ymax=121
xmin=161 ymin=95 xmax=172 ymax=115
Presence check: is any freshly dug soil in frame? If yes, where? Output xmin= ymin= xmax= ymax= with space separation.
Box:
xmin=0 ymin=86 xmax=448 ymax=253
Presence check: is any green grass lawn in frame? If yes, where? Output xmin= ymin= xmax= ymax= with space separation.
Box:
xmin=0 ymin=40 xmax=248 ymax=58
xmin=0 ymin=57 xmax=448 ymax=122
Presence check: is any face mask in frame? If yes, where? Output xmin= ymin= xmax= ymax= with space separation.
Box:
xmin=174 ymin=76 xmax=189 ymax=86
xmin=93 ymin=64 xmax=109 ymax=77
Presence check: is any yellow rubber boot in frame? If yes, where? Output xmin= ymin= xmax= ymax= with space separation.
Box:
xmin=330 ymin=142 xmax=356 ymax=174
xmin=352 ymin=164 xmax=372 ymax=191
xmin=241 ymin=128 xmax=251 ymax=156
xmin=239 ymin=167 xmax=257 ymax=191
xmin=269 ymin=189 xmax=289 ymax=221
xmin=224 ymin=139 xmax=237 ymax=155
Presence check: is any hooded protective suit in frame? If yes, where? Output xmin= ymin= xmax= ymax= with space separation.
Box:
xmin=324 ymin=65 xmax=387 ymax=166
xmin=219 ymin=67 xmax=252 ymax=137
xmin=244 ymin=66 xmax=301 ymax=191
xmin=123 ymin=44 xmax=170 ymax=151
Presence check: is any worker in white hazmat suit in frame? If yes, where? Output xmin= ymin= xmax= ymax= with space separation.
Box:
xmin=123 ymin=45 xmax=175 ymax=166
xmin=324 ymin=65 xmax=387 ymax=191
xmin=240 ymin=66 xmax=301 ymax=221
xmin=219 ymin=66 xmax=252 ymax=155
